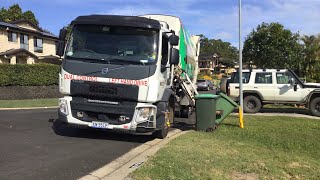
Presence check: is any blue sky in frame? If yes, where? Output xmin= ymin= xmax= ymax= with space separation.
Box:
xmin=2 ymin=0 xmax=320 ymax=47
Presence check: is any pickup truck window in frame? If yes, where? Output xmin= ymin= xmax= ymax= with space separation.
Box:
xmin=255 ymin=72 xmax=272 ymax=84
xmin=231 ymin=72 xmax=251 ymax=83
xmin=276 ymin=72 xmax=294 ymax=84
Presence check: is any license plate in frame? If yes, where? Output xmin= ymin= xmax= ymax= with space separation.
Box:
xmin=91 ymin=121 xmax=110 ymax=129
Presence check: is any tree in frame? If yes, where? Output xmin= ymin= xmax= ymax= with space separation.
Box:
xmin=0 ymin=4 xmax=39 ymax=26
xmin=243 ymin=22 xmax=303 ymax=70
xmin=5 ymin=4 xmax=22 ymax=22
xmin=198 ymin=34 xmax=238 ymax=67
xmin=22 ymin=10 xmax=39 ymax=25
xmin=301 ymin=35 xmax=320 ymax=81
xmin=0 ymin=8 xmax=8 ymax=22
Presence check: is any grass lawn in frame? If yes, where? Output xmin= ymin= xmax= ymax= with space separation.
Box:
xmin=0 ymin=98 xmax=58 ymax=108
xmin=131 ymin=115 xmax=320 ymax=180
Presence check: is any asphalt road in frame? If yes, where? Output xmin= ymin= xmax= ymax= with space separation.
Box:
xmin=0 ymin=90 xmax=215 ymax=180
xmin=0 ymin=109 xmax=155 ymax=180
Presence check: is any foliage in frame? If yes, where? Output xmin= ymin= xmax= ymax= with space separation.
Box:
xmin=243 ymin=22 xmax=303 ymax=70
xmin=301 ymin=35 xmax=320 ymax=82
xmin=197 ymin=69 xmax=211 ymax=80
xmin=198 ymin=34 xmax=238 ymax=67
xmin=0 ymin=64 xmax=60 ymax=86
xmin=0 ymin=4 xmax=39 ymax=25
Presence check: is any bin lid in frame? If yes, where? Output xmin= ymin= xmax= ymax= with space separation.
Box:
xmin=194 ymin=94 xmax=219 ymax=99
xmin=219 ymin=92 xmax=239 ymax=107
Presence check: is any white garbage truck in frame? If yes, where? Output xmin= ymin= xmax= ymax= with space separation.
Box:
xmin=56 ymin=14 xmax=200 ymax=138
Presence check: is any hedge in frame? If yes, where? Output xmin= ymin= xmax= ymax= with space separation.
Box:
xmin=0 ymin=64 xmax=60 ymax=86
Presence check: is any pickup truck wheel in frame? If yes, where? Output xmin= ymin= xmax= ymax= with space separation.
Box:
xmin=309 ymin=97 xmax=320 ymax=117
xmin=244 ymin=95 xmax=261 ymax=113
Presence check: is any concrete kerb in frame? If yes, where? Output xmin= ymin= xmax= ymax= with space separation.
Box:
xmin=0 ymin=106 xmax=58 ymax=110
xmin=79 ymin=129 xmax=192 ymax=180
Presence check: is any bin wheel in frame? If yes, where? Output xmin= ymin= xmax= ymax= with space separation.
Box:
xmin=205 ymin=125 xmax=217 ymax=132
xmin=244 ymin=95 xmax=261 ymax=113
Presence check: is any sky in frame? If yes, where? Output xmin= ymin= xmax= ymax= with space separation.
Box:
xmin=2 ymin=0 xmax=320 ymax=47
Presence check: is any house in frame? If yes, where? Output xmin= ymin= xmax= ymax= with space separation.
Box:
xmin=0 ymin=20 xmax=59 ymax=64
xmin=198 ymin=53 xmax=220 ymax=74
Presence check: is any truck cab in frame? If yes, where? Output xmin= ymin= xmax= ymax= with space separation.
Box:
xmin=56 ymin=15 xmax=200 ymax=138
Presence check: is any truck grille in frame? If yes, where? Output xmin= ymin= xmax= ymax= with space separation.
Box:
xmin=70 ymin=97 xmax=136 ymax=125
xmin=70 ymin=80 xmax=138 ymax=101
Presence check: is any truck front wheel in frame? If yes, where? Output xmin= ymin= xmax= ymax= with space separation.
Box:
xmin=153 ymin=103 xmax=174 ymax=139
xmin=309 ymin=97 xmax=320 ymax=117
xmin=243 ymin=95 xmax=261 ymax=113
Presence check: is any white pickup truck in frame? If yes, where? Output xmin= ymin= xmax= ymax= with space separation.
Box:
xmin=220 ymin=69 xmax=320 ymax=116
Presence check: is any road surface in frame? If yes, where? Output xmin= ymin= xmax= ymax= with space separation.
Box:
xmin=0 ymin=108 xmax=155 ymax=180
xmin=0 ymin=90 xmax=216 ymax=180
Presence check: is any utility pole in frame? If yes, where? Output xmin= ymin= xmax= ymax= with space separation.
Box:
xmin=239 ymin=0 xmax=244 ymax=128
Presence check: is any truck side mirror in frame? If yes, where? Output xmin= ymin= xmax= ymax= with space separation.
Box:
xmin=170 ymin=48 xmax=179 ymax=65
xmin=56 ymin=27 xmax=68 ymax=56
xmin=289 ymin=78 xmax=296 ymax=87
xmin=59 ymin=27 xmax=67 ymax=41
xmin=56 ymin=41 xmax=65 ymax=56
xmin=289 ymin=78 xmax=298 ymax=91
xmin=169 ymin=35 xmax=179 ymax=46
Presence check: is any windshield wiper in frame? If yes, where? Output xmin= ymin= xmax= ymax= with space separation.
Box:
xmin=66 ymin=55 xmax=113 ymax=64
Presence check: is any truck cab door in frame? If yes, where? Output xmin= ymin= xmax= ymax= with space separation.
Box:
xmin=275 ymin=71 xmax=302 ymax=102
xmin=158 ymin=35 xmax=171 ymax=97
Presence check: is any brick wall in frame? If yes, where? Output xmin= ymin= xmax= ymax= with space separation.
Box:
xmin=0 ymin=85 xmax=62 ymax=100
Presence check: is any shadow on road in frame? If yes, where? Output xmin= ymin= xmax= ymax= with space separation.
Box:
xmin=259 ymin=108 xmax=310 ymax=116
xmin=50 ymin=119 xmax=154 ymax=143
xmin=173 ymin=121 xmax=195 ymax=131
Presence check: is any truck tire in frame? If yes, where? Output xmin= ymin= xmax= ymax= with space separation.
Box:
xmin=309 ymin=97 xmax=320 ymax=117
xmin=153 ymin=103 xmax=174 ymax=139
xmin=243 ymin=95 xmax=261 ymax=113
xmin=180 ymin=106 xmax=191 ymax=118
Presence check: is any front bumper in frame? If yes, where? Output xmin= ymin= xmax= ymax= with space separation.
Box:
xmin=58 ymin=96 xmax=157 ymax=133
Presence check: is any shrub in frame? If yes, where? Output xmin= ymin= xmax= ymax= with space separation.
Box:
xmin=0 ymin=64 xmax=60 ymax=86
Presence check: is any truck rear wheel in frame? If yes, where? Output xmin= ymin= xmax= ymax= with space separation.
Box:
xmin=309 ymin=97 xmax=320 ymax=117
xmin=243 ymin=95 xmax=261 ymax=113
xmin=180 ymin=106 xmax=191 ymax=118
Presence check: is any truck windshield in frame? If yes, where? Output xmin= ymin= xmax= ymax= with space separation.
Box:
xmin=65 ymin=25 xmax=159 ymax=65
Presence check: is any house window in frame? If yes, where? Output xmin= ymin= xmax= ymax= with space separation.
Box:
xmin=8 ymin=31 xmax=17 ymax=42
xmin=20 ymin=34 xmax=29 ymax=50
xmin=34 ymin=38 xmax=43 ymax=53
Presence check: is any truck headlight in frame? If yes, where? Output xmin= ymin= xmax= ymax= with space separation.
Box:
xmin=59 ymin=99 xmax=69 ymax=116
xmin=136 ymin=107 xmax=155 ymax=122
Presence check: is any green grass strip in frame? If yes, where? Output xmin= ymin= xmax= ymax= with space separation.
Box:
xmin=131 ymin=115 xmax=320 ymax=180
xmin=0 ymin=98 xmax=58 ymax=108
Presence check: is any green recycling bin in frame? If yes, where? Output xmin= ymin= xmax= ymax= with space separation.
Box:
xmin=215 ymin=92 xmax=239 ymax=124
xmin=194 ymin=94 xmax=219 ymax=131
